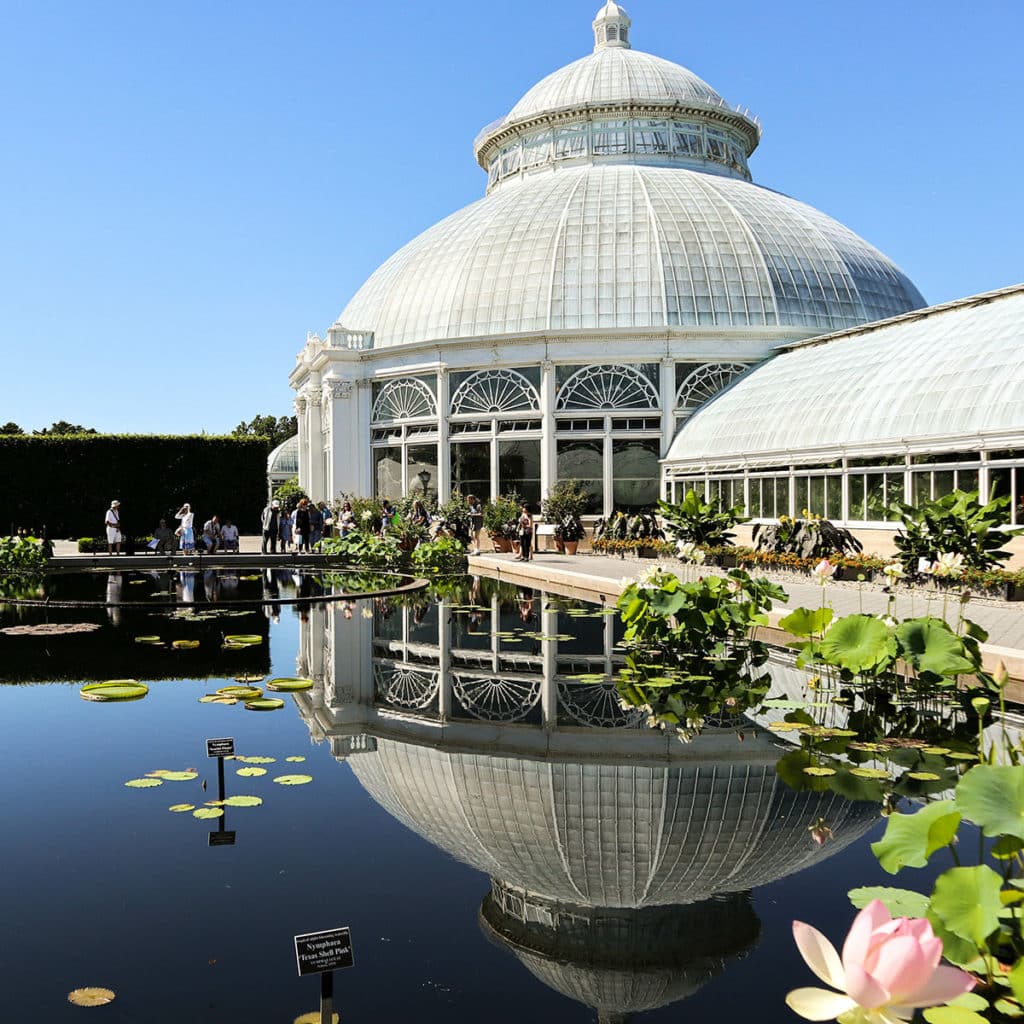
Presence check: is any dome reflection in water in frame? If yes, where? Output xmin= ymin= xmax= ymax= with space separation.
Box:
xmin=293 ymin=578 xmax=878 ymax=1023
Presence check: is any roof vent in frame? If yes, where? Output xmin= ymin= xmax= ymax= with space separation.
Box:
xmin=592 ymin=1 xmax=631 ymax=50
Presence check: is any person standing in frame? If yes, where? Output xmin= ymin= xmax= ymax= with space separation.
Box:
xmin=278 ymin=507 xmax=293 ymax=552
xmin=295 ymin=497 xmax=311 ymax=552
xmin=261 ymin=499 xmax=280 ymax=554
xmin=308 ymin=500 xmax=324 ymax=548
xmin=175 ymin=503 xmax=195 ymax=555
xmin=467 ymin=495 xmax=483 ymax=555
xmin=105 ymin=500 xmax=123 ymax=554
xmin=515 ymin=504 xmax=534 ymax=562
xmin=201 ymin=515 xmax=220 ymax=554
xmin=338 ymin=501 xmax=355 ymax=537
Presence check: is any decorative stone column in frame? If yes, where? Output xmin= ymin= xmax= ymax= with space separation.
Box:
xmin=660 ymin=358 xmax=675 ymax=500
xmin=437 ymin=367 xmax=450 ymax=501
xmin=294 ymin=395 xmax=308 ymax=493
xmin=306 ymin=386 xmax=323 ymax=498
xmin=540 ymin=359 xmax=556 ymax=500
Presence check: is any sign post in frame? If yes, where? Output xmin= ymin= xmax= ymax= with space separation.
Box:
xmin=206 ymin=737 xmax=236 ymax=847
xmin=294 ymin=926 xmax=354 ymax=1024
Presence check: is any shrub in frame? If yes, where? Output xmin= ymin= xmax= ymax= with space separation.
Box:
xmin=318 ymin=532 xmax=403 ymax=568
xmin=751 ymin=513 xmax=863 ymax=559
xmin=335 ymin=495 xmax=383 ymax=534
xmin=410 ymin=535 xmax=468 ymax=574
xmin=594 ymin=511 xmax=662 ymax=542
xmin=0 ymin=536 xmax=49 ymax=573
xmin=435 ymin=493 xmax=472 ymax=545
xmin=483 ymin=492 xmax=521 ymax=539
xmin=272 ymin=477 xmax=308 ymax=514
xmin=658 ymin=490 xmax=747 ymax=547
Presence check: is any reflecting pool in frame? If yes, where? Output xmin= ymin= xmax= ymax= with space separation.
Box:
xmin=0 ymin=576 xmax=968 ymax=1022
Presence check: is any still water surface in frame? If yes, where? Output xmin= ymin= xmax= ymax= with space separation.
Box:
xmin=0 ymin=572 xmax=953 ymax=1022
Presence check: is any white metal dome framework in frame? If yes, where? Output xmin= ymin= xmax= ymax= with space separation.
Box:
xmin=290 ymin=4 xmax=924 ymax=513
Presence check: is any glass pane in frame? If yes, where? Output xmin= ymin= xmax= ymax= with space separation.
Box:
xmin=826 ymin=476 xmax=842 ymax=520
xmin=373 ymin=447 xmax=402 ymax=500
xmin=988 ymin=467 xmax=1013 ymax=525
xmin=406 ymin=444 xmax=438 ymax=502
xmin=809 ymin=477 xmax=825 ymax=517
xmin=776 ymin=477 xmax=790 ymax=518
xmin=864 ymin=474 xmax=886 ymax=521
xmin=912 ymin=473 xmax=931 ymax=505
xmin=556 ymin=439 xmax=603 ymax=513
xmin=612 ymin=439 xmax=660 ymax=512
xmin=749 ymin=479 xmax=764 ymax=518
xmin=794 ymin=477 xmax=808 ymax=517
xmin=451 ymin=442 xmax=491 ymax=503
xmin=500 ymin=440 xmax=541 ymax=510
xmin=933 ymin=470 xmax=955 ymax=498
xmin=886 ymin=472 xmax=905 ymax=518
xmin=956 ymin=469 xmax=978 ymax=494
xmin=849 ymin=474 xmax=866 ymax=520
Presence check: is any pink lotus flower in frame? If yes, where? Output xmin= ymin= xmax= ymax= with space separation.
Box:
xmin=812 ymin=559 xmax=837 ymax=584
xmin=787 ymin=900 xmax=975 ymax=1022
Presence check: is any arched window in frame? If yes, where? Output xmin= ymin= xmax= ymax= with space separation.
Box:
xmin=556 ymin=365 xmax=659 ymax=411
xmin=450 ymin=369 xmax=539 ymax=415
xmin=372 ymin=378 xmax=437 ymax=422
xmin=675 ymin=362 xmax=749 ymax=415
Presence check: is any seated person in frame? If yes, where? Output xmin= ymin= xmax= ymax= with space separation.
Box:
xmin=201 ymin=515 xmax=220 ymax=553
xmin=152 ymin=519 xmax=175 ymax=553
xmin=219 ymin=518 xmax=239 ymax=552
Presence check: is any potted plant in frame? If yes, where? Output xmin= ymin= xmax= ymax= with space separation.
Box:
xmin=542 ymin=480 xmax=590 ymax=554
xmin=483 ymin=492 xmax=521 ymax=553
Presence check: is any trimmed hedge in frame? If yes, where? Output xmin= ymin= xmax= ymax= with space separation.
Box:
xmin=0 ymin=435 xmax=268 ymax=537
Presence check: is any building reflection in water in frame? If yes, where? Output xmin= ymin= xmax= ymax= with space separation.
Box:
xmin=294 ymin=581 xmax=877 ymax=1023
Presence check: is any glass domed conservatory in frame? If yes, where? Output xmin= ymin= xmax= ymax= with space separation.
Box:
xmin=290 ymin=3 xmax=923 ymax=512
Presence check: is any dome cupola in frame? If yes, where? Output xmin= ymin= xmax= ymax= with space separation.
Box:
xmin=592 ymin=2 xmax=632 ymax=50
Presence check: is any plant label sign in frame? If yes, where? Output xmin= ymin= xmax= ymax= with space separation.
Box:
xmin=206 ymin=737 xmax=235 ymax=758
xmin=208 ymin=830 xmax=236 ymax=847
xmin=294 ymin=927 xmax=354 ymax=976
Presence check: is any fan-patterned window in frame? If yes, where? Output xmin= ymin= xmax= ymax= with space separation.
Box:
xmin=372 ymin=378 xmax=436 ymax=423
xmin=556 ymin=365 xmax=659 ymax=412
xmin=450 ymin=369 xmax=539 ymax=416
xmin=675 ymin=363 xmax=748 ymax=416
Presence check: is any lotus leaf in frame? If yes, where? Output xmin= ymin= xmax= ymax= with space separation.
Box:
xmin=802 ymin=766 xmax=836 ymax=777
xmin=199 ymin=695 xmax=237 ymax=705
xmin=871 ymin=799 xmax=961 ymax=873
xmin=244 ymin=698 xmax=285 ymax=711
xmin=216 ymin=686 xmax=262 ymax=700
xmin=273 ymin=774 xmax=313 ymax=786
xmin=134 ymin=636 xmax=162 ymax=644
xmin=849 ymin=885 xmax=930 ymax=919
xmin=68 ymin=988 xmax=115 ymax=1007
xmin=778 ymin=606 xmax=834 ymax=638
xmin=125 ymin=778 xmax=163 ymax=788
xmin=923 ymin=1006 xmax=987 ymax=1024
xmin=819 ymin=614 xmax=896 ymax=674
xmin=850 ymin=767 xmax=890 ymax=779
xmin=928 ymin=864 xmax=1003 ymax=964
xmin=907 ymin=772 xmax=942 ymax=781
xmin=896 ymin=618 xmax=977 ymax=678
xmin=192 ymin=807 xmax=224 ymax=820
xmin=236 ymin=767 xmax=267 ymax=777
xmin=81 ymin=680 xmax=148 ymax=702
xmin=266 ymin=677 xmax=313 ymax=693
xmin=955 ymin=764 xmax=1024 ymax=840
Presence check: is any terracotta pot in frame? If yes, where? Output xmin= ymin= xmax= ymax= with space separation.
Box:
xmin=491 ymin=535 xmax=512 ymax=553
xmin=564 ymin=540 xmax=579 ymax=555
xmin=554 ymin=537 xmax=566 ymax=554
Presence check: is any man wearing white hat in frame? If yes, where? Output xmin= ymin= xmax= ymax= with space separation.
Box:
xmin=105 ymin=500 xmax=123 ymax=555
xmin=260 ymin=498 xmax=281 ymax=554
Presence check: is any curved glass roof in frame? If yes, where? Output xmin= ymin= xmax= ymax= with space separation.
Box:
xmin=335 ymin=165 xmax=924 ymax=347
xmin=267 ymin=434 xmax=298 ymax=475
xmin=349 ymin=737 xmax=876 ymax=908
xmin=665 ymin=284 xmax=1024 ymax=468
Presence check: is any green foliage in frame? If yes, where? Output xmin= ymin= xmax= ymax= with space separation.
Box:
xmin=0 ymin=434 xmax=268 ymax=534
xmin=893 ymin=488 xmax=1020 ymax=572
xmin=272 ymin=477 xmax=308 ymax=514
xmin=594 ymin=511 xmax=662 ymax=542
xmin=33 ymin=420 xmax=97 ymax=435
xmin=0 ymin=421 xmax=24 ymax=435
xmin=955 ymin=765 xmax=1024 ymax=840
xmin=482 ymin=491 xmax=521 ymax=538
xmin=318 ymin=532 xmax=402 ymax=569
xmin=0 ymin=536 xmax=49 ymax=573
xmin=336 ymin=494 xmax=383 ymax=534
xmin=410 ymin=535 xmax=468 ymax=574
xmin=848 ymin=886 xmax=931 ymax=919
xmin=751 ymin=514 xmax=863 ymax=558
xmin=232 ymin=413 xmax=297 ymax=451
xmin=658 ymin=489 xmax=747 ymax=547
xmin=896 ymin=619 xmax=979 ymax=680
xmin=778 ymin=606 xmax=834 ymax=638
xmin=870 ymin=799 xmax=961 ymax=873
xmin=818 ymin=614 xmax=898 ymax=674
xmin=435 ymin=492 xmax=472 ymax=544
xmin=541 ymin=479 xmax=589 ymax=541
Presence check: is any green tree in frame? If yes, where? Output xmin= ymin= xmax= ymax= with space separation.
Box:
xmin=0 ymin=422 xmax=24 ymax=435
xmin=34 ymin=421 xmax=97 ymax=435
xmin=232 ymin=413 xmax=297 ymax=450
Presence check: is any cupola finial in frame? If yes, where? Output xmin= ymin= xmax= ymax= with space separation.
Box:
xmin=592 ymin=2 xmax=632 ymax=51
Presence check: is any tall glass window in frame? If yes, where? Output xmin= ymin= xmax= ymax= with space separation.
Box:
xmin=451 ymin=442 xmax=491 ymax=503
xmin=500 ymin=440 xmax=541 ymax=509
xmin=556 ymin=439 xmax=603 ymax=513
xmin=592 ymin=120 xmax=630 ymax=155
xmin=373 ymin=447 xmax=403 ymax=499
xmin=406 ymin=444 xmax=438 ymax=502
xmin=612 ymin=439 xmax=660 ymax=511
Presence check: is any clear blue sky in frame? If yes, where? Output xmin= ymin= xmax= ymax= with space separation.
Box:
xmin=2 ymin=1 xmax=1021 ymax=434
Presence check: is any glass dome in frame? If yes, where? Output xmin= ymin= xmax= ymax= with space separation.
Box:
xmin=267 ymin=434 xmax=299 ymax=476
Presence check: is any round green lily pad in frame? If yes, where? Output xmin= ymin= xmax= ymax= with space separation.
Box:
xmin=81 ymin=680 xmax=149 ymax=702
xmin=273 ymin=774 xmax=313 ymax=786
xmin=850 ymin=767 xmax=891 ymax=779
xmin=125 ymin=777 xmax=163 ymax=788
xmin=244 ymin=698 xmax=285 ymax=711
xmin=266 ymin=677 xmax=313 ymax=692
xmin=68 ymin=988 xmax=116 ymax=1007
xmin=224 ymin=634 xmax=262 ymax=645
xmin=216 ymin=686 xmax=263 ymax=700
xmin=236 ymin=756 xmax=276 ymax=764
xmin=223 ymin=795 xmax=263 ymax=807
xmin=172 ymin=639 xmax=200 ymax=650
xmin=169 ymin=803 xmax=195 ymax=812
xmin=294 ymin=1013 xmax=339 ymax=1024
xmin=192 ymin=807 xmax=223 ymax=820
xmin=134 ymin=635 xmax=162 ymax=644
xmin=234 ymin=674 xmax=265 ymax=683
xmin=236 ymin=766 xmax=267 ymax=777
xmin=803 ymin=766 xmax=837 ymax=777
xmin=160 ymin=771 xmax=198 ymax=782
xmin=199 ymin=695 xmax=237 ymax=705
xmin=906 ymin=771 xmax=942 ymax=781
xmin=285 ymin=756 xmax=306 ymax=763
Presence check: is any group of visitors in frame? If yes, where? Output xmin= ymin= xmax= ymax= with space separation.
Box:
xmin=260 ymin=497 xmax=333 ymax=554
xmin=103 ymin=500 xmax=239 ymax=556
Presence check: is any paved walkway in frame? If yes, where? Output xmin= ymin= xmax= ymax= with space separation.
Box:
xmin=467 ymin=549 xmax=1024 ymax=682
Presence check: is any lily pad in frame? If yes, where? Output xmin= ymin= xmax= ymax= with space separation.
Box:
xmin=192 ymin=807 xmax=224 ymax=820
xmin=160 ymin=771 xmax=198 ymax=782
xmin=68 ymin=988 xmax=115 ymax=1007
xmin=125 ymin=777 xmax=163 ymax=788
xmin=199 ymin=695 xmax=237 ymax=705
xmin=223 ymin=795 xmax=263 ymax=807
xmin=168 ymin=803 xmax=195 ymax=813
xmin=224 ymin=634 xmax=263 ymax=645
xmin=273 ymin=774 xmax=313 ymax=786
xmin=850 ymin=767 xmax=891 ymax=780
xmin=906 ymin=772 xmax=942 ymax=781
xmin=216 ymin=686 xmax=263 ymax=700
xmin=245 ymin=698 xmax=285 ymax=711
xmin=266 ymin=677 xmax=313 ymax=693
xmin=294 ymin=1013 xmax=339 ymax=1024
xmin=234 ymin=674 xmax=265 ymax=683
xmin=236 ymin=767 xmax=267 ymax=777
xmin=81 ymin=680 xmax=149 ymax=702
xmin=236 ymin=756 xmax=276 ymax=764
xmin=172 ymin=639 xmax=200 ymax=650
xmin=285 ymin=756 xmax=306 ymax=763
xmin=134 ymin=635 xmax=163 ymax=644
xmin=803 ymin=766 xmax=837 ymax=777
